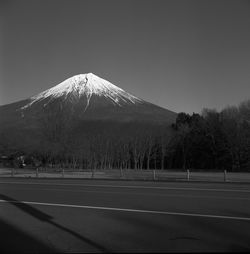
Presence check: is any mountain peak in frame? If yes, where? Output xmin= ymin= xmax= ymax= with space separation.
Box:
xmin=21 ymin=73 xmax=143 ymax=110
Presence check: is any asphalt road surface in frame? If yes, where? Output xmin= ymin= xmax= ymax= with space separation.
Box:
xmin=0 ymin=178 xmax=250 ymax=253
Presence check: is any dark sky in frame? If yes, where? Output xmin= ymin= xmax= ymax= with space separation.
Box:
xmin=1 ymin=0 xmax=250 ymax=113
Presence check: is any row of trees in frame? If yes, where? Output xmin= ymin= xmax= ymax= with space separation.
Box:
xmin=1 ymin=99 xmax=250 ymax=171
xmin=173 ymin=100 xmax=250 ymax=171
xmin=28 ymin=125 xmax=174 ymax=171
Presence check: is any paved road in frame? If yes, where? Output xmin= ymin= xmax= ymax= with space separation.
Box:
xmin=0 ymin=178 xmax=250 ymax=252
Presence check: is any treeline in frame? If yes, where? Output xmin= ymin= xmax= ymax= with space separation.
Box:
xmin=172 ymin=100 xmax=250 ymax=171
xmin=25 ymin=123 xmax=175 ymax=171
xmin=1 ymin=99 xmax=250 ymax=171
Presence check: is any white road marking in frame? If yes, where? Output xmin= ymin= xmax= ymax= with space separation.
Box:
xmin=0 ymin=180 xmax=250 ymax=193
xmin=0 ymin=199 xmax=250 ymax=221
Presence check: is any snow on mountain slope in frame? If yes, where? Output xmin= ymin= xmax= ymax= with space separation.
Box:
xmin=21 ymin=73 xmax=143 ymax=110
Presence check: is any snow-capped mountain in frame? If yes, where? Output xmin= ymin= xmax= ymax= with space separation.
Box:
xmin=0 ymin=72 xmax=177 ymax=153
xmin=12 ymin=72 xmax=176 ymax=123
xmin=21 ymin=73 xmax=143 ymax=111
xmin=0 ymin=73 xmax=177 ymax=134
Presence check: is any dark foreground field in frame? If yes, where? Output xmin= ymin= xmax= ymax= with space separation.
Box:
xmin=0 ymin=178 xmax=250 ymax=252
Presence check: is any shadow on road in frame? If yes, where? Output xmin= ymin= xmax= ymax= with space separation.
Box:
xmin=0 ymin=217 xmax=54 ymax=253
xmin=0 ymin=194 xmax=110 ymax=253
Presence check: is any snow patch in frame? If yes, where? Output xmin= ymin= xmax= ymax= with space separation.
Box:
xmin=21 ymin=73 xmax=142 ymax=110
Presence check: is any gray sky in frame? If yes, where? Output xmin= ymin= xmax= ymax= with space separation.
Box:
xmin=1 ymin=0 xmax=250 ymax=113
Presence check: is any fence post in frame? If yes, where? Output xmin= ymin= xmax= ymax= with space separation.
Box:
xmin=224 ymin=170 xmax=227 ymax=182
xmin=187 ymin=169 xmax=190 ymax=181
xmin=153 ymin=170 xmax=156 ymax=181
xmin=36 ymin=168 xmax=39 ymax=178
xmin=92 ymin=169 xmax=94 ymax=179
xmin=11 ymin=168 xmax=14 ymax=177
xmin=120 ymin=168 xmax=123 ymax=178
xmin=62 ymin=168 xmax=64 ymax=178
